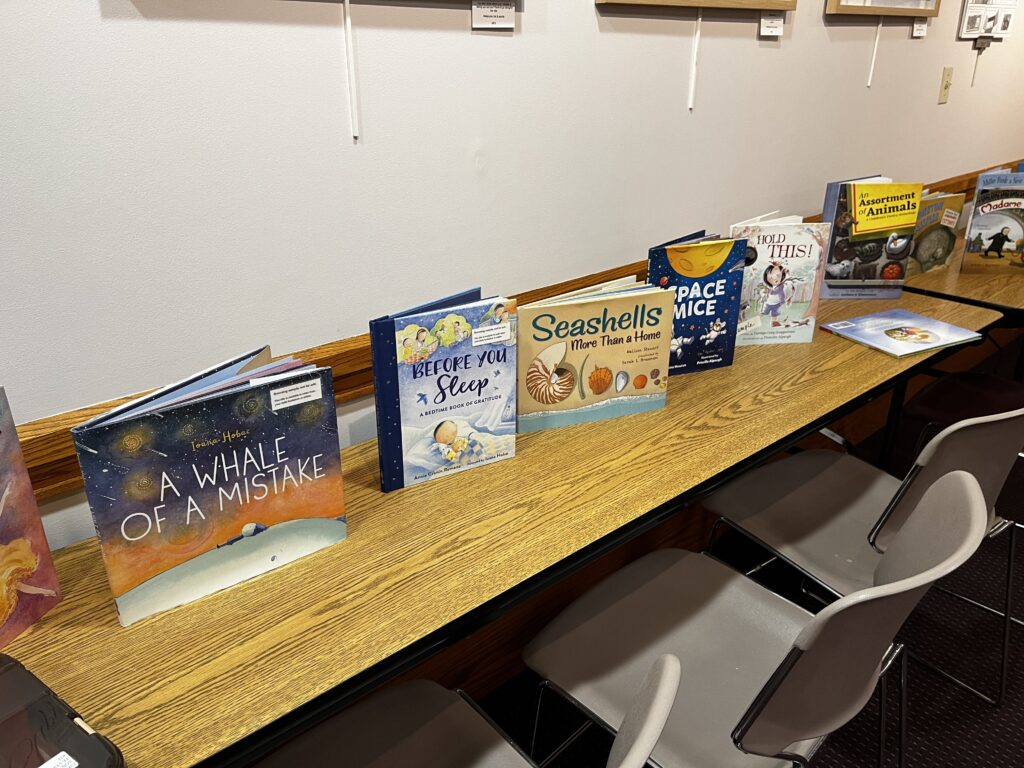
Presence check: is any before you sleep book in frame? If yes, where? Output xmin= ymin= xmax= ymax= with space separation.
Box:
xmin=72 ymin=347 xmax=347 ymax=626
xmin=370 ymin=289 xmax=517 ymax=492
xmin=0 ymin=388 xmax=61 ymax=649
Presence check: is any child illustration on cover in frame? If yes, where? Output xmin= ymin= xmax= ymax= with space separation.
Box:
xmin=761 ymin=260 xmax=794 ymax=327
xmin=431 ymin=420 xmax=471 ymax=462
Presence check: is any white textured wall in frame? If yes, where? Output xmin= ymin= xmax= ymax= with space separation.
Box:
xmin=2 ymin=0 xmax=1022 ymax=546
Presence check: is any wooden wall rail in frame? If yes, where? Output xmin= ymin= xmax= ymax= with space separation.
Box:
xmin=15 ymin=158 xmax=1022 ymax=503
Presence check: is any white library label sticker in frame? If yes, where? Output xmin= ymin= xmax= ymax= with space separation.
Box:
xmin=39 ymin=753 xmax=79 ymax=768
xmin=472 ymin=0 xmax=515 ymax=30
xmin=270 ymin=378 xmax=322 ymax=411
xmin=912 ymin=17 xmax=928 ymax=37
xmin=760 ymin=11 xmax=784 ymax=37
xmin=941 ymin=208 xmax=961 ymax=228
xmin=472 ymin=323 xmax=512 ymax=346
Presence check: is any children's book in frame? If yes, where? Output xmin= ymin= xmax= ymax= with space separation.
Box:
xmin=906 ymin=192 xmax=966 ymax=275
xmin=820 ymin=177 xmax=924 ymax=299
xmin=517 ymin=279 xmax=673 ymax=433
xmin=371 ymin=290 xmax=516 ymax=492
xmin=821 ymin=309 xmax=980 ymax=357
xmin=0 ymin=389 xmax=61 ymax=648
xmin=72 ymin=347 xmax=346 ymax=626
xmin=963 ymin=172 xmax=1024 ymax=270
xmin=728 ymin=218 xmax=831 ymax=345
xmin=647 ymin=234 xmax=746 ymax=373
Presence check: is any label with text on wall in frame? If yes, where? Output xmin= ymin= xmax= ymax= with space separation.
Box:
xmin=472 ymin=0 xmax=515 ymax=30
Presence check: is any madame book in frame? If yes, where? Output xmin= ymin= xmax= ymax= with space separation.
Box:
xmin=821 ymin=309 xmax=980 ymax=358
xmin=820 ymin=177 xmax=923 ymax=299
xmin=72 ymin=347 xmax=346 ymax=626
xmin=517 ymin=280 xmax=673 ymax=433
xmin=963 ymin=172 xmax=1024 ymax=268
xmin=728 ymin=219 xmax=831 ymax=345
xmin=371 ymin=290 xmax=517 ymax=492
xmin=647 ymin=234 xmax=746 ymax=373
xmin=0 ymin=388 xmax=61 ymax=648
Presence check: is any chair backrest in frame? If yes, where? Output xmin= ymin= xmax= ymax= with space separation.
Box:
xmin=734 ymin=471 xmax=986 ymax=760
xmin=606 ymin=654 xmax=681 ymax=768
xmin=871 ymin=406 xmax=1024 ymax=548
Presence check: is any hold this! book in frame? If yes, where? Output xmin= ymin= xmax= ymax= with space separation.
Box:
xmin=72 ymin=347 xmax=347 ymax=626
xmin=647 ymin=234 xmax=746 ymax=373
xmin=729 ymin=218 xmax=831 ymax=345
xmin=0 ymin=388 xmax=61 ymax=648
xmin=517 ymin=279 xmax=673 ymax=433
xmin=821 ymin=309 xmax=980 ymax=357
xmin=371 ymin=290 xmax=517 ymax=492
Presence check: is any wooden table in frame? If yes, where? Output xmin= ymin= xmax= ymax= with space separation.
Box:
xmin=5 ymin=294 xmax=1000 ymax=768
xmin=906 ymin=250 xmax=1024 ymax=315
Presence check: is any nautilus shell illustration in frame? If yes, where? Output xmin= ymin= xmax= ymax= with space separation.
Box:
xmin=526 ymin=342 xmax=577 ymax=405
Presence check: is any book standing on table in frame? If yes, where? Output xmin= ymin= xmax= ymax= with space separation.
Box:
xmin=72 ymin=347 xmax=346 ymax=626
xmin=371 ymin=290 xmax=517 ymax=491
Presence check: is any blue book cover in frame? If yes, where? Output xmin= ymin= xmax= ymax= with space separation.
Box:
xmin=72 ymin=351 xmax=347 ymax=626
xmin=647 ymin=237 xmax=746 ymax=374
xmin=821 ymin=309 xmax=980 ymax=357
xmin=371 ymin=291 xmax=517 ymax=492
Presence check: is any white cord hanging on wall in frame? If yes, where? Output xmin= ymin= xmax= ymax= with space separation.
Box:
xmin=866 ymin=17 xmax=882 ymax=87
xmin=687 ymin=8 xmax=702 ymax=112
xmin=342 ymin=0 xmax=361 ymax=141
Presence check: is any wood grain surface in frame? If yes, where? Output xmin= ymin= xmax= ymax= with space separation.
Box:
xmin=907 ymin=248 xmax=1024 ymax=312
xmin=5 ymin=293 xmax=999 ymax=768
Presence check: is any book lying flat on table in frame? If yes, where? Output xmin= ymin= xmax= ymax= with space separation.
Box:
xmin=647 ymin=232 xmax=746 ymax=373
xmin=517 ymin=278 xmax=673 ymax=433
xmin=0 ymin=388 xmax=61 ymax=648
xmin=371 ymin=290 xmax=517 ymax=492
xmin=729 ymin=216 xmax=831 ymax=345
xmin=820 ymin=309 xmax=981 ymax=357
xmin=821 ymin=176 xmax=924 ymax=300
xmin=72 ymin=347 xmax=347 ymax=626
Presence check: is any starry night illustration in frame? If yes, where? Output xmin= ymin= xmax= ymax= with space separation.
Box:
xmin=73 ymin=365 xmax=346 ymax=626
xmin=648 ymin=238 xmax=746 ymax=374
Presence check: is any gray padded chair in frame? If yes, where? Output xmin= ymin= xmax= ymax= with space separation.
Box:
xmin=524 ymin=471 xmax=987 ymax=768
xmin=703 ymin=406 xmax=1024 ymax=703
xmin=254 ymin=654 xmax=680 ymax=768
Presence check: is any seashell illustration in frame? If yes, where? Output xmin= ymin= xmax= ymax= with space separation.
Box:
xmin=650 ymin=369 xmax=660 ymax=379
xmin=589 ymin=366 xmax=613 ymax=395
xmin=526 ymin=342 xmax=577 ymax=405
xmin=633 ymin=374 xmax=648 ymax=389
xmin=614 ymin=371 xmax=629 ymax=393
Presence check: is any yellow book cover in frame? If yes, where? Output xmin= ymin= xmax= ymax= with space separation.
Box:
xmin=849 ymin=182 xmax=924 ymax=241
xmin=517 ymin=283 xmax=673 ymax=433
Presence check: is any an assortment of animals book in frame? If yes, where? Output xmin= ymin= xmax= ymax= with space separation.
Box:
xmin=728 ymin=218 xmax=831 ymax=344
xmin=72 ymin=347 xmax=347 ymax=626
xmin=821 ymin=309 xmax=981 ymax=357
xmin=371 ymin=290 xmax=516 ymax=491
xmin=517 ymin=279 xmax=672 ymax=432
xmin=964 ymin=172 xmax=1024 ymax=268
xmin=0 ymin=389 xmax=61 ymax=649
xmin=820 ymin=177 xmax=924 ymax=299
xmin=907 ymin=192 xmax=966 ymax=275
xmin=647 ymin=235 xmax=746 ymax=372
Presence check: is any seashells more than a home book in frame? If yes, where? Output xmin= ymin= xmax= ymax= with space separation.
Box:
xmin=517 ymin=278 xmax=673 ymax=433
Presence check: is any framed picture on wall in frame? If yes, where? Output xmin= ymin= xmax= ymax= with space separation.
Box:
xmin=825 ymin=0 xmax=940 ymax=16
xmin=958 ymin=0 xmax=1017 ymax=37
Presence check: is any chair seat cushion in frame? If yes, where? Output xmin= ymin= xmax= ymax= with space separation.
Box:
xmin=525 ymin=549 xmax=821 ymax=768
xmin=704 ymin=450 xmax=901 ymax=594
xmin=255 ymin=680 xmax=526 ymax=768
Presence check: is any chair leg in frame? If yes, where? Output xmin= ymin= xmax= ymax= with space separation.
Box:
xmin=530 ymin=680 xmax=548 ymax=760
xmin=899 ymin=647 xmax=908 ymax=768
xmin=878 ymin=672 xmax=887 ymax=768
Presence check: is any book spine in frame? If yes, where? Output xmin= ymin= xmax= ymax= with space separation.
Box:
xmin=369 ymin=319 xmax=405 ymax=492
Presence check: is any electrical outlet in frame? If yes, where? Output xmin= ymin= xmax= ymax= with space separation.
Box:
xmin=938 ymin=66 xmax=953 ymax=104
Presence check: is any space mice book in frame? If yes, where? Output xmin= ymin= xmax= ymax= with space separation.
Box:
xmin=647 ymin=235 xmax=746 ymax=373
xmin=371 ymin=290 xmax=517 ymax=492
xmin=0 ymin=388 xmax=61 ymax=648
xmin=728 ymin=220 xmax=831 ymax=345
xmin=517 ymin=279 xmax=673 ymax=433
xmin=72 ymin=347 xmax=346 ymax=626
